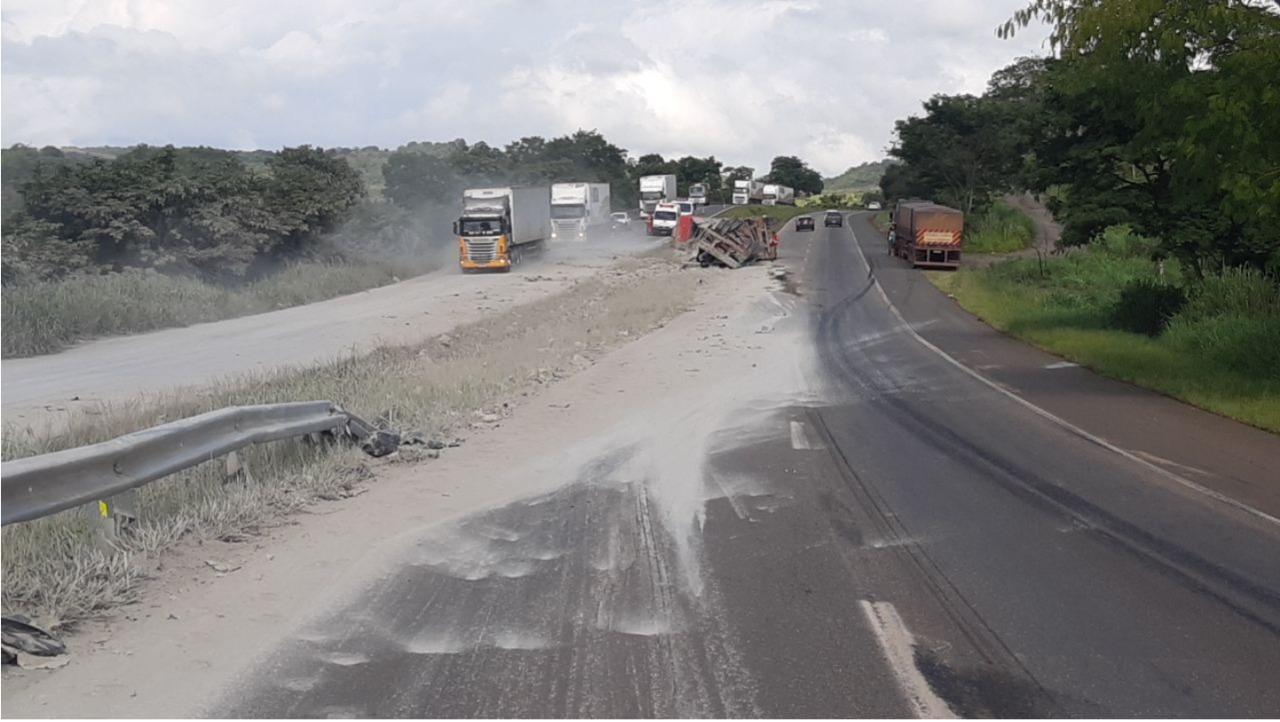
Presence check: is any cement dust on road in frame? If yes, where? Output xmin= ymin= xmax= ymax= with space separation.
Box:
xmin=1 ymin=259 xmax=814 ymax=718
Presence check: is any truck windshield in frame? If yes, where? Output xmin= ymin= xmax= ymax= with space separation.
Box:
xmin=460 ymin=219 xmax=502 ymax=235
xmin=640 ymin=191 xmax=665 ymax=200
xmin=653 ymin=211 xmax=677 ymax=221
xmin=550 ymin=204 xmax=586 ymax=219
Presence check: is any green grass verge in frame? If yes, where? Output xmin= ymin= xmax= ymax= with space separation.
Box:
xmin=2 ymin=259 xmax=436 ymax=358
xmin=719 ymin=204 xmax=815 ymax=225
xmin=966 ymin=200 xmax=1037 ymax=254
xmin=927 ymin=254 xmax=1280 ymax=432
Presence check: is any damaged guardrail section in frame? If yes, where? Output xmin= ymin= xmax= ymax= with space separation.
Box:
xmin=1 ymin=401 xmax=358 ymax=526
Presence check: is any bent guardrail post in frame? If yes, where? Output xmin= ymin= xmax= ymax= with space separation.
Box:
xmin=1 ymin=401 xmax=352 ymax=527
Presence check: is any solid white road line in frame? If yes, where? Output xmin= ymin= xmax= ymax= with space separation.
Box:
xmin=845 ymin=218 xmax=1280 ymax=529
xmin=859 ymin=600 xmax=956 ymax=719
xmin=790 ymin=420 xmax=812 ymax=450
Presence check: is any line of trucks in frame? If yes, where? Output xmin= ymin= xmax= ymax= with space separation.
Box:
xmin=455 ymin=183 xmax=610 ymax=272
xmin=453 ymin=173 xmax=794 ymax=271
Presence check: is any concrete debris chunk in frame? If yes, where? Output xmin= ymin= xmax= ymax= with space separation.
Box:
xmin=204 ymin=560 xmax=242 ymax=574
xmin=360 ymin=430 xmax=401 ymax=458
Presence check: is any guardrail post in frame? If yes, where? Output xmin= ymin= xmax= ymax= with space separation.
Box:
xmin=225 ymin=451 xmax=255 ymax=486
xmin=83 ymin=490 xmax=138 ymax=550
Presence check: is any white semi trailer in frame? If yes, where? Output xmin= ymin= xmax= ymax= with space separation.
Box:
xmin=689 ymin=182 xmax=708 ymax=206
xmin=550 ymin=182 xmax=611 ymax=240
xmin=455 ymin=187 xmax=551 ymax=272
xmin=732 ymin=179 xmax=764 ymax=205
xmin=763 ymin=184 xmax=796 ymax=205
xmin=638 ymin=174 xmax=677 ymax=218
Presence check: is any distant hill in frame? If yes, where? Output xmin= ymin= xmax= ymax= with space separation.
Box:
xmin=823 ymin=160 xmax=895 ymax=192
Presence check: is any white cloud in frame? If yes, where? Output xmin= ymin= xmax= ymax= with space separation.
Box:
xmin=1 ymin=0 xmax=1048 ymax=175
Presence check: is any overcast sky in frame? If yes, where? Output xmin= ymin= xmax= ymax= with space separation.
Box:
xmin=1 ymin=0 xmax=1048 ymax=176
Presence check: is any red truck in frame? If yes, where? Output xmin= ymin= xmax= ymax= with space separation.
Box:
xmin=890 ymin=200 xmax=964 ymax=269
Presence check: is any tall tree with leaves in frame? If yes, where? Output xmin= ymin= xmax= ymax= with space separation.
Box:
xmin=762 ymin=156 xmax=824 ymax=195
xmin=1003 ymin=0 xmax=1280 ymax=272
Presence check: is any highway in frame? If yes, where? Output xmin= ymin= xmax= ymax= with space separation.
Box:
xmin=208 ymin=213 xmax=1280 ymax=717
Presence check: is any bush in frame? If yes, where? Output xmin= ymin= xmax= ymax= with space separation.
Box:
xmin=1182 ymin=266 xmax=1280 ymax=320
xmin=1110 ymin=279 xmax=1188 ymax=335
xmin=1164 ymin=313 xmax=1280 ymax=379
xmin=966 ymin=201 xmax=1036 ymax=254
xmin=1094 ymin=224 xmax=1160 ymax=259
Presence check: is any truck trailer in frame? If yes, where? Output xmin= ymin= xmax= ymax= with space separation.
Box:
xmin=732 ymin=179 xmax=764 ymax=205
xmin=638 ymin=175 xmax=677 ymax=218
xmin=455 ymin=187 xmax=551 ymax=272
xmin=550 ymin=182 xmax=611 ymax=241
xmin=689 ymin=183 xmax=708 ymax=206
xmin=890 ymin=200 xmax=964 ymax=269
xmin=762 ymin=184 xmax=795 ymax=206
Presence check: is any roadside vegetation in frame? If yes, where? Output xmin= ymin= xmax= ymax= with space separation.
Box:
xmin=882 ymin=0 xmax=1279 ymax=430
xmin=965 ymin=200 xmax=1037 ymax=254
xmin=1 ymin=257 xmax=701 ymax=630
xmin=1 ymin=259 xmax=433 ymax=357
xmin=720 ymin=204 xmax=813 ymax=226
xmin=930 ymin=246 xmax=1280 ymax=432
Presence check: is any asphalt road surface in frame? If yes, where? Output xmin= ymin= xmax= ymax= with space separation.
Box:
xmin=217 ymin=214 xmax=1280 ymax=717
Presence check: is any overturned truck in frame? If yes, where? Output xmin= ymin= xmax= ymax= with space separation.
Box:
xmin=687 ymin=217 xmax=777 ymax=268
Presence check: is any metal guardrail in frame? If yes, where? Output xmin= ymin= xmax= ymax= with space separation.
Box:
xmin=1 ymin=401 xmax=353 ymax=526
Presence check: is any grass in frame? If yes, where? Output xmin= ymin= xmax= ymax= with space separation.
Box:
xmin=720 ymin=204 xmax=815 ymax=225
xmin=872 ymin=211 xmax=890 ymax=232
xmin=1 ymin=258 xmax=437 ymax=358
xmin=1 ymin=257 xmax=701 ymax=629
xmin=928 ymin=252 xmax=1280 ymax=432
xmin=965 ymin=200 xmax=1037 ymax=254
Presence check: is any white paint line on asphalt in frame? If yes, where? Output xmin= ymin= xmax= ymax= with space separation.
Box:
xmin=858 ymin=600 xmax=956 ymax=719
xmin=846 ymin=216 xmax=1280 ymax=529
xmin=1043 ymin=361 xmax=1079 ymax=370
xmin=790 ymin=421 xmax=811 ymax=449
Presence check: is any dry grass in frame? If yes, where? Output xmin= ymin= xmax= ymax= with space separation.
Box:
xmin=1 ymin=257 xmax=700 ymax=629
xmin=2 ymin=259 xmax=436 ymax=359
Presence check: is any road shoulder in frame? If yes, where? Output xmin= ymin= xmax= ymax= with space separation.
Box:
xmin=847 ymin=212 xmax=1280 ymax=519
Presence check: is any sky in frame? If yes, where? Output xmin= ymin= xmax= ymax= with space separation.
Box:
xmin=0 ymin=0 xmax=1049 ymax=177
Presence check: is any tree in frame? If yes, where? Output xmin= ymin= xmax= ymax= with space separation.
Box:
xmin=383 ymin=150 xmax=457 ymax=209
xmin=674 ymin=156 xmax=724 ymax=196
xmin=1003 ymin=0 xmax=1280 ymax=272
xmin=762 ymin=156 xmax=824 ymax=195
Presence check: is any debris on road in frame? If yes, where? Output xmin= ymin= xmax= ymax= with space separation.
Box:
xmin=360 ymin=430 xmax=401 ymax=458
xmin=687 ymin=218 xmax=776 ymax=269
xmin=2 ymin=616 xmax=66 ymax=667
xmin=204 ymin=560 xmax=242 ymax=574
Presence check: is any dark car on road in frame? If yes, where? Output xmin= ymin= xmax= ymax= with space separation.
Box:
xmin=795 ymin=215 xmax=815 ymax=232
xmin=824 ymin=210 xmax=844 ymax=228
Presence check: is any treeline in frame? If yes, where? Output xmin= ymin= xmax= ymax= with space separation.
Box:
xmin=1 ymin=131 xmax=822 ymax=286
xmin=881 ymin=0 xmax=1280 ymax=276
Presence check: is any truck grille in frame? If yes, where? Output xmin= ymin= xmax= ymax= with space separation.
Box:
xmin=464 ymin=238 xmax=499 ymax=262
xmin=552 ymin=219 xmax=583 ymax=236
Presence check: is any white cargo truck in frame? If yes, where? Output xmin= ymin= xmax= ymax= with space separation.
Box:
xmin=638 ymin=174 xmax=677 ymax=218
xmin=689 ymin=182 xmax=708 ymax=206
xmin=763 ymin=184 xmax=796 ymax=205
xmin=732 ymin=179 xmax=764 ymax=205
xmin=550 ymin=182 xmax=611 ymax=241
xmin=455 ymin=187 xmax=551 ymax=272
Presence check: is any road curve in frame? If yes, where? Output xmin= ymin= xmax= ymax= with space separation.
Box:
xmin=207 ymin=216 xmax=1280 ymax=717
